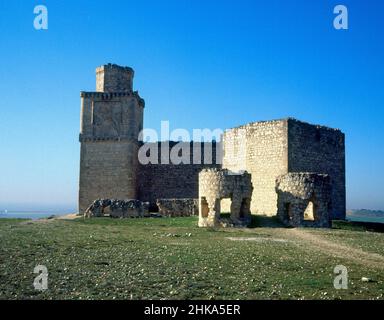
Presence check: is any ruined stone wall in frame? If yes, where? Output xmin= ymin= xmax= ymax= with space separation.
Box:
xmin=223 ymin=120 xmax=289 ymax=215
xmin=84 ymin=199 xmax=149 ymax=218
xmin=276 ymin=172 xmax=332 ymax=227
xmin=287 ymin=119 xmax=346 ymax=220
xmin=138 ymin=142 xmax=221 ymax=210
xmin=156 ymin=199 xmax=198 ymax=217
xmin=198 ymin=168 xmax=253 ymax=227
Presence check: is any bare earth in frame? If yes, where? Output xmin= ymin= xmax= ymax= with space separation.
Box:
xmin=285 ymin=228 xmax=384 ymax=270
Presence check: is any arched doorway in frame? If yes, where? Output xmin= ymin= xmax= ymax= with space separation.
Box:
xmin=304 ymin=200 xmax=316 ymax=221
xmin=200 ymin=197 xmax=209 ymax=218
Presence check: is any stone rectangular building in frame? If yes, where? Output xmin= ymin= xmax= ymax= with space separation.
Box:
xmin=222 ymin=118 xmax=346 ymax=219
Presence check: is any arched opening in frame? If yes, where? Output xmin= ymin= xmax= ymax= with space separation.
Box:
xmin=239 ymin=198 xmax=250 ymax=218
xmin=304 ymin=200 xmax=316 ymax=221
xmin=220 ymin=198 xmax=231 ymax=214
xmin=283 ymin=202 xmax=292 ymax=221
xmin=200 ymin=197 xmax=209 ymax=218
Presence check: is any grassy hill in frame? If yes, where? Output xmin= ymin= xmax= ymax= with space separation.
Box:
xmin=0 ymin=216 xmax=383 ymax=300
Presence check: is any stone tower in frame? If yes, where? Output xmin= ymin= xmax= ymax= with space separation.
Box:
xmin=78 ymin=64 xmax=145 ymax=213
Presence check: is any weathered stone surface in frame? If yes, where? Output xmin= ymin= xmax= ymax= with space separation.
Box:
xmin=287 ymin=120 xmax=345 ymax=220
xmin=84 ymin=199 xmax=149 ymax=218
xmin=156 ymin=199 xmax=198 ymax=217
xmin=78 ymin=64 xmax=346 ymax=227
xmin=275 ymin=173 xmax=332 ymax=228
xmin=96 ymin=63 xmax=134 ymax=93
xmin=223 ymin=118 xmax=345 ymax=220
xmin=223 ymin=119 xmax=288 ymax=216
xmin=138 ymin=142 xmax=221 ymax=211
xmin=198 ymin=169 xmax=253 ymax=228
xmin=78 ymin=64 xmax=144 ymax=213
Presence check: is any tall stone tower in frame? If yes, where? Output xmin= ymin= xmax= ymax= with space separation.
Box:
xmin=78 ymin=64 xmax=145 ymax=213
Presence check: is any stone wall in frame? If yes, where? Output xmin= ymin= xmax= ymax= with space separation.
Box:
xmin=276 ymin=173 xmax=332 ymax=227
xmin=138 ymin=142 xmax=221 ymax=210
xmin=79 ymin=92 xmax=144 ymax=142
xmin=287 ymin=119 xmax=346 ymax=220
xmin=79 ymin=141 xmax=140 ymax=213
xmin=198 ymin=169 xmax=253 ymax=227
xmin=223 ymin=119 xmax=288 ymax=215
xmin=156 ymin=199 xmax=198 ymax=217
xmin=84 ymin=199 xmax=149 ymax=218
xmin=223 ymin=118 xmax=346 ymax=220
xmin=96 ymin=63 xmax=134 ymax=93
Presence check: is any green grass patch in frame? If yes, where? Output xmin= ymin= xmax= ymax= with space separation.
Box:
xmin=0 ymin=217 xmax=383 ymax=300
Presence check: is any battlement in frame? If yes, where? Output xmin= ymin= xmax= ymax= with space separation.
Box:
xmin=96 ymin=63 xmax=134 ymax=73
xmin=226 ymin=117 xmax=343 ymax=134
xmin=80 ymin=90 xmax=145 ymax=107
xmin=96 ymin=63 xmax=134 ymax=93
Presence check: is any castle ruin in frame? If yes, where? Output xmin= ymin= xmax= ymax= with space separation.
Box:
xmin=78 ymin=64 xmax=346 ymax=226
xmin=198 ymin=169 xmax=253 ymax=227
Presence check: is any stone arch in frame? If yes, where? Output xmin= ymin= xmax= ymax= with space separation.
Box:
xmin=219 ymin=196 xmax=232 ymax=218
xmin=275 ymin=173 xmax=332 ymax=228
xmin=304 ymin=200 xmax=316 ymax=221
xmin=198 ymin=168 xmax=253 ymax=228
xmin=200 ymin=197 xmax=209 ymax=218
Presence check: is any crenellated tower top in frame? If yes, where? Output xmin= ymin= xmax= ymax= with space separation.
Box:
xmin=96 ymin=63 xmax=134 ymax=93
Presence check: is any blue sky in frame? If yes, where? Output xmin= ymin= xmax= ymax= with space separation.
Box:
xmin=0 ymin=0 xmax=383 ymax=211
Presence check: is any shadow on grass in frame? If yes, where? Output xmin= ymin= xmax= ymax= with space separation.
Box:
xmin=248 ymin=215 xmax=286 ymax=229
xmin=332 ymin=220 xmax=384 ymax=233
xmin=218 ymin=213 xmax=286 ymax=229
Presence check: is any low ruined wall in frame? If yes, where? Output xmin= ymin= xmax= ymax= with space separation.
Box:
xmin=198 ymin=168 xmax=253 ymax=227
xmin=275 ymin=172 xmax=332 ymax=227
xmin=84 ymin=199 xmax=149 ymax=218
xmin=156 ymin=199 xmax=198 ymax=217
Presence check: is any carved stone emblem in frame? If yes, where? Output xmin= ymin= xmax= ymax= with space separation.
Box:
xmin=93 ymin=102 xmax=122 ymax=138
